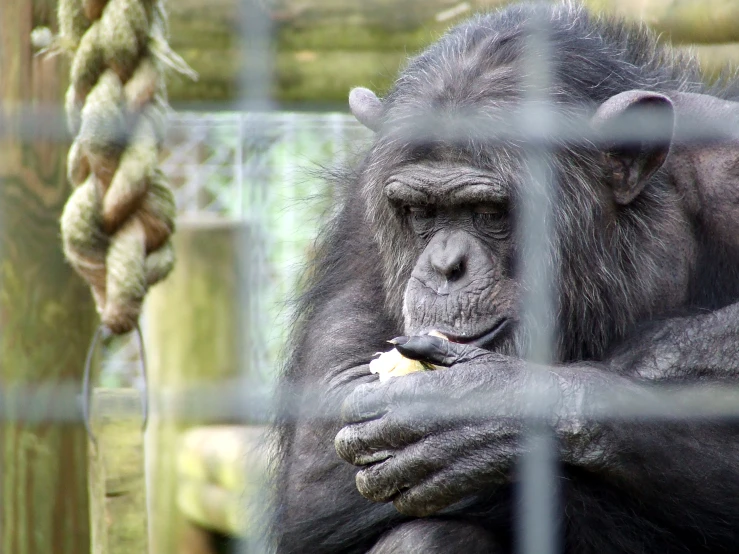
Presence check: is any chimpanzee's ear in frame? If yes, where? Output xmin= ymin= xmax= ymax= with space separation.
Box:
xmin=349 ymin=87 xmax=383 ymax=132
xmin=591 ymin=90 xmax=675 ymax=205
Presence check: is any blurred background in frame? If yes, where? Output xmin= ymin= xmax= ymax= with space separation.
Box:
xmin=1 ymin=1 xmax=738 ymax=553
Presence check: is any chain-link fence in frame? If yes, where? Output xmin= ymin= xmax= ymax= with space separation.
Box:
xmin=3 ymin=1 xmax=739 ymax=554
xmin=103 ymin=112 xmax=371 ymax=389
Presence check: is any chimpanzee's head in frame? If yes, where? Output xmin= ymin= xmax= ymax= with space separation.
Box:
xmin=350 ymin=4 xmax=696 ymax=361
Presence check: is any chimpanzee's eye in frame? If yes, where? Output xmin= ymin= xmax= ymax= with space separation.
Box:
xmin=473 ymin=204 xmax=509 ymax=238
xmin=409 ymin=206 xmax=436 ymax=220
xmin=407 ymin=206 xmax=436 ymax=234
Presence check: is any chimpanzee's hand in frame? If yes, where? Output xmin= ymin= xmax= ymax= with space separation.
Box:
xmin=335 ymin=335 xmax=607 ymax=516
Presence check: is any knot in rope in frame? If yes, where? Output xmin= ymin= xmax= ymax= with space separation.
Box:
xmin=58 ymin=0 xmax=194 ymax=334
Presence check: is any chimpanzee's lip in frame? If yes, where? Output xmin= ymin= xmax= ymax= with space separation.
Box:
xmin=437 ymin=318 xmax=511 ymax=348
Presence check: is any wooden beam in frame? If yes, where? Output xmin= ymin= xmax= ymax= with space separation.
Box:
xmin=690 ymin=43 xmax=739 ymax=78
xmin=144 ymin=218 xmax=249 ymax=554
xmin=166 ymin=0 xmax=739 ymax=104
xmin=0 ymin=1 xmax=97 ymax=553
xmin=588 ymin=0 xmax=739 ymax=44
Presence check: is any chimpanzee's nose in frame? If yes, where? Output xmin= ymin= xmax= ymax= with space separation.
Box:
xmin=429 ymin=235 xmax=467 ymax=282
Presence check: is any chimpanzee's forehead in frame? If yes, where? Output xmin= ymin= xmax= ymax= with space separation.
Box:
xmin=383 ymin=97 xmax=523 ymax=143
xmin=382 ymin=159 xmax=514 ymax=206
xmin=374 ymin=82 xmax=552 ymax=173
xmin=372 ymin=119 xmax=526 ymax=180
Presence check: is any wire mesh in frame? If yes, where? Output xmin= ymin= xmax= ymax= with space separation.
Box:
xmin=3 ymin=1 xmax=739 ymax=553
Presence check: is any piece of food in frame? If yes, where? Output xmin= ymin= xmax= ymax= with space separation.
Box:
xmin=369 ymin=331 xmax=448 ymax=382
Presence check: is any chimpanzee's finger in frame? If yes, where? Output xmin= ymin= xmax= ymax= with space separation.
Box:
xmin=335 ymin=408 xmax=430 ymax=466
xmin=341 ymin=381 xmax=389 ymax=424
xmin=393 ymin=335 xmax=489 ymax=366
xmin=335 ymin=418 xmax=394 ymax=466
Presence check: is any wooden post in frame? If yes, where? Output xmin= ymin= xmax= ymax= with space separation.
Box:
xmin=0 ymin=1 xmax=96 ymax=553
xmin=87 ymin=389 xmax=149 ymax=554
xmin=692 ymin=43 xmax=739 ymax=78
xmin=587 ymin=0 xmax=739 ymax=43
xmin=144 ymin=217 xmax=249 ymax=554
xmin=166 ymin=0 xmax=739 ymax=104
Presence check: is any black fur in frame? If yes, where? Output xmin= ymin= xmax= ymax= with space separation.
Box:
xmin=271 ymin=3 xmax=739 ymax=553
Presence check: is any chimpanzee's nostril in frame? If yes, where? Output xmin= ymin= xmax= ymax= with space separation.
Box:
xmin=448 ymin=261 xmax=464 ymax=282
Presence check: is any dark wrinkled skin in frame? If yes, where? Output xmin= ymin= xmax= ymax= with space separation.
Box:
xmin=335 ymin=333 xmax=736 ymax=523
xmin=336 ymin=337 xmax=603 ymax=517
xmin=272 ymin=4 xmax=739 ymax=553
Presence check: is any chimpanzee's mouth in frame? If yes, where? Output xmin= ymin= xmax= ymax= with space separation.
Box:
xmin=439 ymin=318 xmax=511 ymax=349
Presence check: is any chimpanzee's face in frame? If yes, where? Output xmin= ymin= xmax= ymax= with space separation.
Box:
xmin=385 ymin=161 xmax=520 ymax=350
xmin=363 ymin=85 xmax=696 ymax=361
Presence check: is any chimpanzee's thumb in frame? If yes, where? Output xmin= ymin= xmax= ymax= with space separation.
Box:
xmin=391 ymin=335 xmax=489 ymax=366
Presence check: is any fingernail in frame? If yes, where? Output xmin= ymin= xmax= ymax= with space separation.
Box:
xmin=388 ymin=336 xmax=409 ymax=345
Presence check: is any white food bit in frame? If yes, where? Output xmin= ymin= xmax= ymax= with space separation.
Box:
xmin=368 ymin=331 xmax=448 ymax=382
xmin=369 ymin=348 xmax=427 ymax=382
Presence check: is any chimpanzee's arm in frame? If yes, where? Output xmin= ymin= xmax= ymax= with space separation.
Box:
xmin=587 ymin=300 xmax=739 ymax=546
xmin=335 ymin=305 xmax=739 ymax=550
xmin=608 ymin=300 xmax=739 ymax=380
xmin=583 ymin=406 xmax=739 ymax=550
xmin=273 ymin=251 xmax=406 ymax=552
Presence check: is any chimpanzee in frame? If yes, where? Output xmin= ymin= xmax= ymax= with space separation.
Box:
xmin=271 ymin=2 xmax=739 ymax=553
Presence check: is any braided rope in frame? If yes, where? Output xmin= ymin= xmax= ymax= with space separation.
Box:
xmin=58 ymin=0 xmax=194 ymax=334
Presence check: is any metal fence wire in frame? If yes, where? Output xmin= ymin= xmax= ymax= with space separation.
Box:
xmin=4 ymin=1 xmax=739 ymax=553
xmin=209 ymin=2 xmax=739 ymax=551
xmin=103 ymin=113 xmax=371 ymax=389
xmin=176 ymin=4 xmax=739 ymax=550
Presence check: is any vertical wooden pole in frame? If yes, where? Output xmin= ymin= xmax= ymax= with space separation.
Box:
xmin=144 ymin=218 xmax=248 ymax=554
xmin=0 ymin=1 xmax=96 ymax=553
xmin=88 ymin=388 xmax=149 ymax=554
